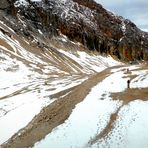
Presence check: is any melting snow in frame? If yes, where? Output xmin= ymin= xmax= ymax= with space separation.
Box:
xmin=58 ymin=49 xmax=121 ymax=74
xmin=0 ymin=92 xmax=51 ymax=144
xmin=15 ymin=0 xmax=29 ymax=7
xmin=34 ymin=75 xmax=122 ymax=148
xmin=131 ymin=69 xmax=148 ymax=88
xmin=34 ymin=65 xmax=148 ymax=148
xmin=94 ymin=100 xmax=148 ymax=148
xmin=1 ymin=18 xmax=147 ymax=148
xmin=0 ymin=26 xmax=121 ymax=144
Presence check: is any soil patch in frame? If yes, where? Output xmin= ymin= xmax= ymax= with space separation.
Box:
xmin=111 ymin=88 xmax=148 ymax=104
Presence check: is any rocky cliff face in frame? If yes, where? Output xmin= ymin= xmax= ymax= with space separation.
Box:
xmin=2 ymin=0 xmax=148 ymax=61
xmin=0 ymin=0 xmax=10 ymax=9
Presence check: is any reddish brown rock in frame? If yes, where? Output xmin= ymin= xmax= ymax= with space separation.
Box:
xmin=3 ymin=0 xmax=148 ymax=61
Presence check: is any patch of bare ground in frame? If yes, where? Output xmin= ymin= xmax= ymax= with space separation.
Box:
xmin=1 ymin=68 xmax=111 ymax=148
xmin=111 ymin=88 xmax=148 ymax=104
xmin=0 ymin=40 xmax=13 ymax=51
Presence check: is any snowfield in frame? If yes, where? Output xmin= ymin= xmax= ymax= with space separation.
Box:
xmin=35 ymin=65 xmax=148 ymax=148
xmin=0 ymin=18 xmax=148 ymax=148
xmin=0 ymin=0 xmax=147 ymax=147
xmin=0 ymin=21 xmax=121 ymax=145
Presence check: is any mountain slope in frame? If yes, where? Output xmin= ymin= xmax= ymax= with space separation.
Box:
xmin=0 ymin=17 xmax=120 ymax=146
xmin=0 ymin=0 xmax=148 ymax=148
xmin=2 ymin=0 xmax=148 ymax=61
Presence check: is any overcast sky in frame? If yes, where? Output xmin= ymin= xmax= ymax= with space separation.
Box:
xmin=95 ymin=0 xmax=148 ymax=32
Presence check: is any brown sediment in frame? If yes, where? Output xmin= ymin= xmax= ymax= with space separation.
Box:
xmin=0 ymin=40 xmax=13 ymax=51
xmin=1 ymin=68 xmax=111 ymax=148
xmin=122 ymin=74 xmax=137 ymax=81
xmin=88 ymin=106 xmax=122 ymax=146
xmin=111 ymin=88 xmax=148 ymax=104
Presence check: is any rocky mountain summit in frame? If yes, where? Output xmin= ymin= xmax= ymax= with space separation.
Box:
xmin=1 ymin=0 xmax=148 ymax=61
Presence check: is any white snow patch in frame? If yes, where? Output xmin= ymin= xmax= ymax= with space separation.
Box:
xmin=121 ymin=20 xmax=126 ymax=34
xmin=34 ymin=64 xmax=148 ymax=148
xmin=58 ymin=49 xmax=121 ymax=74
xmin=0 ymin=92 xmax=52 ymax=144
xmin=34 ymin=75 xmax=122 ymax=148
xmin=15 ymin=0 xmax=29 ymax=7
xmin=94 ymin=100 xmax=148 ymax=148
xmin=38 ymin=29 xmax=43 ymax=35
xmin=131 ymin=69 xmax=148 ymax=88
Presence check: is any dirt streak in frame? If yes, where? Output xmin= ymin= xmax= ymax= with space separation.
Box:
xmin=111 ymin=88 xmax=148 ymax=104
xmin=88 ymin=105 xmax=122 ymax=146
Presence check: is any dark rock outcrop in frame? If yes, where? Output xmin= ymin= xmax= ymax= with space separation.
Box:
xmin=3 ymin=0 xmax=148 ymax=61
xmin=0 ymin=0 xmax=17 ymax=16
xmin=0 ymin=0 xmax=10 ymax=9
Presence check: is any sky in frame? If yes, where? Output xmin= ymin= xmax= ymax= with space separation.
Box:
xmin=95 ymin=0 xmax=148 ymax=32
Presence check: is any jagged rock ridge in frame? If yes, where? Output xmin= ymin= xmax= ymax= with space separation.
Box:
xmin=2 ymin=0 xmax=148 ymax=61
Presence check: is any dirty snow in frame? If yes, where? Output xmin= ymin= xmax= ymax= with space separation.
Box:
xmin=58 ymin=49 xmax=121 ymax=74
xmin=35 ymin=65 xmax=148 ymax=148
xmin=0 ymin=21 xmax=122 ymax=145
xmin=94 ymin=100 xmax=148 ymax=148
xmin=0 ymin=19 xmax=148 ymax=147
xmin=34 ymin=73 xmax=123 ymax=148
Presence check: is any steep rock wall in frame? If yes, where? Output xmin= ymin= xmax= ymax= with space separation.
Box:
xmin=2 ymin=0 xmax=148 ymax=61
